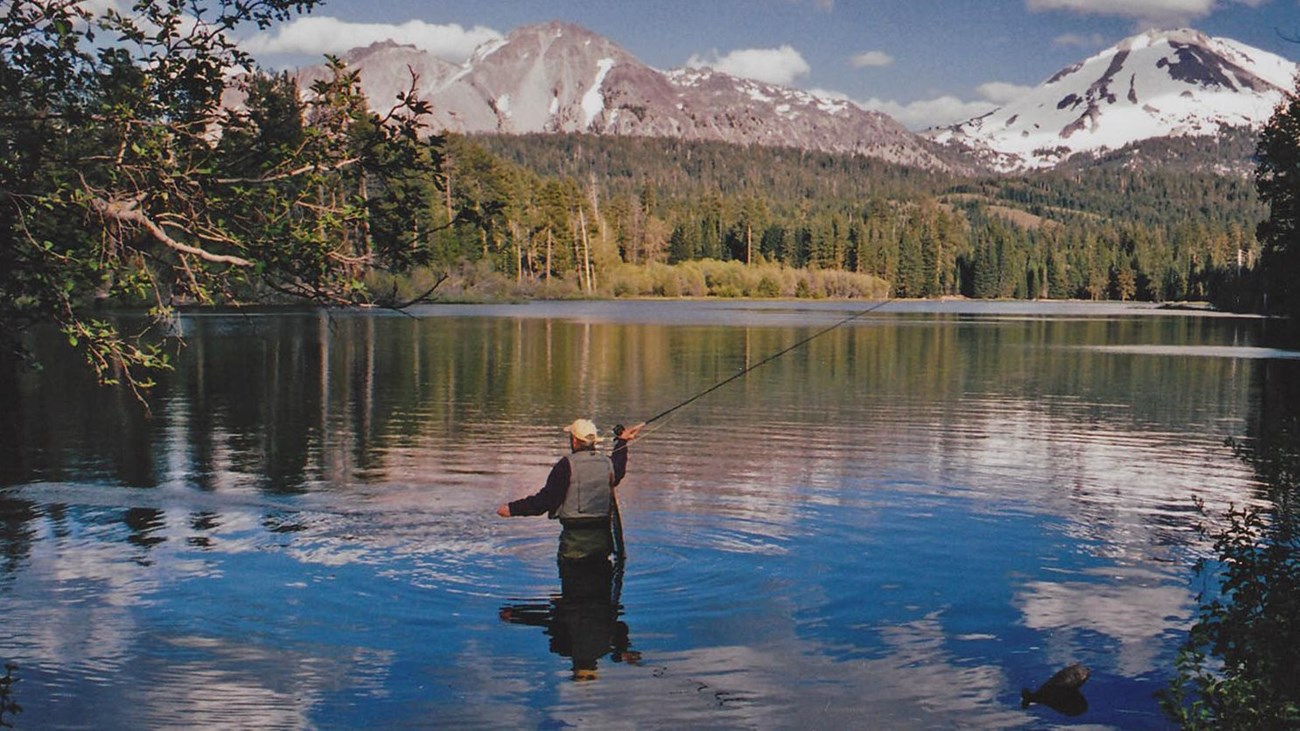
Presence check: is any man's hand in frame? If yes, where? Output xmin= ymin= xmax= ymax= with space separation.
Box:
xmin=496 ymin=504 xmax=511 ymax=518
xmin=617 ymin=422 xmax=646 ymax=440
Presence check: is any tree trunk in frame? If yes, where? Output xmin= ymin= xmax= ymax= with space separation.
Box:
xmin=511 ymin=220 xmax=523 ymax=283
xmin=358 ymin=167 xmax=371 ymax=269
xmin=443 ymin=160 xmax=454 ymax=226
xmin=579 ymin=207 xmax=593 ymax=293
xmin=570 ymin=218 xmax=587 ymax=291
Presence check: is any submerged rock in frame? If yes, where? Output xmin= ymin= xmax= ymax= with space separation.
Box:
xmin=1021 ymin=663 xmax=1091 ymax=716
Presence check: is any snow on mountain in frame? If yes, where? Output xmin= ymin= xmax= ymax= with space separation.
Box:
xmin=929 ymin=29 xmax=1299 ymax=171
xmin=295 ymin=39 xmax=462 ymax=107
xmin=296 ymin=21 xmax=958 ymax=171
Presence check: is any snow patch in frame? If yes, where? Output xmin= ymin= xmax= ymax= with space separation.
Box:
xmin=1216 ymin=37 xmax=1299 ymax=90
xmin=447 ymin=66 xmax=473 ymax=85
xmin=667 ymin=67 xmax=706 ymax=87
xmin=471 ymin=37 xmax=509 ymax=64
xmin=582 ymin=57 xmax=615 ymax=127
xmin=933 ymin=28 xmax=1298 ymax=171
xmin=817 ymin=98 xmax=847 ymax=115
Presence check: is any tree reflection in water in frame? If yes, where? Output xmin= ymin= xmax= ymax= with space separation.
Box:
xmin=1164 ymin=359 xmax=1300 ymax=729
xmin=499 ymin=558 xmax=641 ymax=681
xmin=0 ymin=662 xmax=20 ymax=728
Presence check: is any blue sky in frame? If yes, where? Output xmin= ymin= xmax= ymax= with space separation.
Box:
xmin=241 ymin=0 xmax=1300 ymax=128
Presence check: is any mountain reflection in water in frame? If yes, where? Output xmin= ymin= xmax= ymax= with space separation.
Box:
xmin=0 ymin=300 xmax=1296 ymax=729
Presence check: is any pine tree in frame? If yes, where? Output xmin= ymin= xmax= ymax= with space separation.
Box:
xmin=1255 ymin=80 xmax=1300 ymax=318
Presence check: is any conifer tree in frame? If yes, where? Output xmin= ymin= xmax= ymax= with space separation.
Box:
xmin=1255 ymin=80 xmax=1300 ymax=318
xmin=0 ymin=1 xmax=439 ymax=398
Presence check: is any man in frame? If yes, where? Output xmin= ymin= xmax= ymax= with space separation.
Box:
xmin=496 ymin=418 xmax=644 ymax=561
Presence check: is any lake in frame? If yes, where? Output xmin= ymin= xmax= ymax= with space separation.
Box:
xmin=2 ymin=299 xmax=1298 ymax=730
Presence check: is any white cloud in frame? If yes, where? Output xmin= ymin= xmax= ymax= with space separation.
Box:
xmin=687 ymin=45 xmax=812 ymax=86
xmin=858 ymin=95 xmax=998 ymax=130
xmin=76 ymin=0 xmax=202 ymax=36
xmin=850 ymin=50 xmax=895 ymax=68
xmin=1017 ymin=577 xmax=1192 ymax=676
xmin=975 ymin=81 xmax=1034 ymax=104
xmin=1053 ymin=32 xmax=1107 ymax=48
xmin=242 ymin=17 xmax=503 ymax=63
xmin=852 ymin=78 xmax=1031 ymax=130
xmin=76 ymin=0 xmax=125 ymax=14
xmin=1026 ymin=0 xmax=1215 ymax=26
xmin=808 ymin=87 xmax=852 ymax=101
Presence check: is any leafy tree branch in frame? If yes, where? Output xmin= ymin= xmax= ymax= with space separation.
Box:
xmin=1 ymin=1 xmax=444 ymax=404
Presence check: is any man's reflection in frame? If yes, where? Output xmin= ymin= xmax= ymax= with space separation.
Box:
xmin=499 ymin=557 xmax=640 ymax=681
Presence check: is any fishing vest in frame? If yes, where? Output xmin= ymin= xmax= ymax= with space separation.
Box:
xmin=551 ymin=450 xmax=614 ymax=521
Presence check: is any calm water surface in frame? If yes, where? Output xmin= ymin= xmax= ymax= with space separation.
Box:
xmin=2 ymin=300 xmax=1298 ymax=729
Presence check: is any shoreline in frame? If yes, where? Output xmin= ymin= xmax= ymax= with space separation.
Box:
xmin=152 ymin=296 xmax=1265 ymax=322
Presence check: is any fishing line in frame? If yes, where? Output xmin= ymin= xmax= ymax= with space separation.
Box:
xmin=626 ymin=298 xmax=894 ymax=438
xmin=606 ymin=298 xmax=892 ymax=560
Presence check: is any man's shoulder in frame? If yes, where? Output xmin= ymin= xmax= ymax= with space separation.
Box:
xmin=568 ymin=450 xmax=612 ymax=465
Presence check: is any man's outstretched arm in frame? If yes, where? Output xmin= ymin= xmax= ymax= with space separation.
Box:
xmin=498 ymin=458 xmax=571 ymax=517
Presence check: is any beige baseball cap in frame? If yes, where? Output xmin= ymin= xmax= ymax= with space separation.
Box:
xmin=563 ymin=418 xmax=601 ymax=444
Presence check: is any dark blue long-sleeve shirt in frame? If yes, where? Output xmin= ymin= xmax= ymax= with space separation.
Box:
xmin=507 ymin=438 xmax=631 ymax=517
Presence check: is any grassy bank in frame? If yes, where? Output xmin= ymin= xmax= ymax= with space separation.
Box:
xmin=369 ymin=259 xmax=891 ymax=304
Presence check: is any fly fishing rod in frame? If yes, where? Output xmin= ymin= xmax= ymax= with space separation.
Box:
xmin=619 ymin=297 xmax=895 ymax=438
xmin=607 ymin=298 xmax=893 ymax=561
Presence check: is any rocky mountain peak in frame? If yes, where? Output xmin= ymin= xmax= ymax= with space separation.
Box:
xmin=291 ymin=20 xmax=961 ymax=171
xmin=931 ymin=28 xmax=1298 ymax=171
xmin=296 ymin=39 xmax=461 ymax=108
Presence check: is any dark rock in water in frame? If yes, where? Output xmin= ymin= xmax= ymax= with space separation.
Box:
xmin=1021 ymin=663 xmax=1091 ymax=716
xmin=1025 ymin=687 xmax=1089 ymax=716
xmin=1043 ymin=663 xmax=1090 ymax=691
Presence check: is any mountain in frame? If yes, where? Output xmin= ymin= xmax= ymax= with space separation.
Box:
xmin=296 ymin=21 xmax=964 ymax=172
xmin=296 ymin=40 xmax=463 ymax=102
xmin=929 ymin=29 xmax=1298 ymax=171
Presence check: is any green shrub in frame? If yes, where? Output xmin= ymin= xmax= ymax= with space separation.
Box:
xmin=1162 ymin=496 xmax=1300 ymax=729
xmin=372 ymin=259 xmax=889 ymax=303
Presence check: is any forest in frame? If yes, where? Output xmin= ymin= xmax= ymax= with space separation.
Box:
xmin=456 ymin=131 xmax=1264 ymax=305
xmin=2 ymin=0 xmax=1297 ymax=393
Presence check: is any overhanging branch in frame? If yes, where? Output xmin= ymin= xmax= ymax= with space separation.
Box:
xmin=213 ymin=157 xmax=361 ymax=185
xmin=88 ymin=196 xmax=253 ymax=267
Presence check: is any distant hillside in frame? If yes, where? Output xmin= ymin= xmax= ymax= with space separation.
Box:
xmin=471 ymin=133 xmax=953 ymax=204
xmin=1052 ymin=125 xmax=1261 ymax=176
xmin=469 ymin=132 xmax=1264 ymax=230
